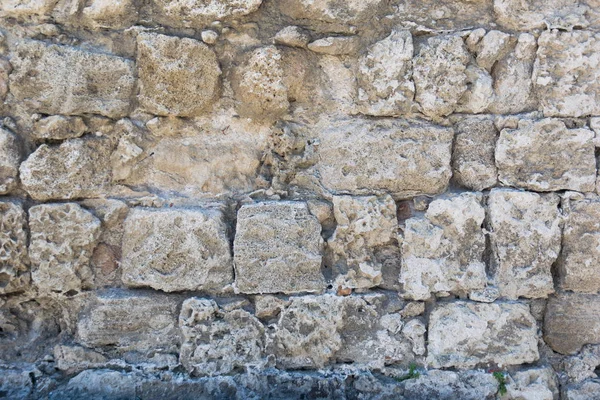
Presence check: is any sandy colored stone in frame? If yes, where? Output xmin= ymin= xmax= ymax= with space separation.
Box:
xmin=9 ymin=40 xmax=134 ymax=118
xmin=504 ymin=367 xmax=558 ymax=400
xmin=452 ymin=117 xmax=498 ymax=191
xmin=488 ymin=189 xmax=560 ymax=299
xmin=274 ymin=26 xmax=310 ymax=48
xmin=254 ymin=295 xmax=289 ymax=319
xmin=137 ymin=33 xmax=221 ymax=117
xmin=494 ymin=0 xmax=593 ymax=30
xmin=413 ymin=35 xmax=470 ymax=118
xmin=496 ymin=119 xmax=596 ymax=192
xmin=32 ymin=115 xmax=87 ymax=141
xmin=0 ymin=128 xmax=20 ymax=194
xmin=427 ymin=301 xmax=539 ymax=368
xmin=395 ymin=0 xmax=493 ymax=31
xmin=400 ymin=192 xmax=487 ymax=300
xmin=533 ymin=30 xmax=600 ymax=118
xmin=121 ymin=207 xmax=233 ymax=293
xmin=278 ymin=0 xmax=385 ymax=25
xmin=315 ymin=118 xmax=453 ymax=198
xmin=357 ymin=29 xmax=414 ymax=116
xmin=81 ymin=0 xmax=137 ymax=29
xmin=0 ymin=58 xmax=10 ymax=101
xmin=151 ymin=0 xmax=262 ymax=27
xmin=0 ymin=0 xmax=56 ymax=19
xmin=544 ymin=292 xmax=600 ymax=355
xmin=179 ymin=298 xmax=265 ymax=376
xmin=233 ymin=202 xmax=325 ymax=294
xmin=29 ymin=203 xmax=100 ymax=294
xmin=0 ymin=201 xmax=28 ymax=295
xmin=20 ymin=138 xmax=112 ymax=201
xmin=307 ymin=36 xmax=360 ymax=55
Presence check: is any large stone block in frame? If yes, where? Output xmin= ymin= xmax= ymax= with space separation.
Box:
xmin=233 ymin=202 xmax=325 ymax=294
xmin=494 ymin=0 xmax=597 ymax=31
xmin=544 ymin=292 xmax=600 ymax=355
xmin=137 ymin=33 xmax=221 ymax=117
xmin=488 ymin=189 xmax=561 ymax=299
xmin=0 ymin=128 xmax=20 ymax=195
xmin=496 ymin=119 xmax=596 ymax=192
xmin=396 ymin=0 xmax=493 ymax=31
xmin=29 ymin=203 xmax=101 ymax=294
xmin=315 ymin=118 xmax=453 ymax=198
xmin=20 ymin=138 xmax=112 ymax=201
xmin=0 ymin=201 xmax=28 ymax=295
xmin=400 ymin=192 xmax=487 ymax=300
xmin=278 ymin=0 xmax=385 ymax=25
xmin=427 ymin=301 xmax=539 ymax=368
xmin=402 ymin=370 xmax=498 ymax=400
xmin=533 ymin=31 xmax=600 ymax=117
xmin=9 ymin=40 xmax=134 ymax=118
xmin=121 ymin=208 xmax=233 ymax=293
xmin=150 ymin=0 xmax=262 ymax=28
xmin=179 ymin=298 xmax=265 ymax=376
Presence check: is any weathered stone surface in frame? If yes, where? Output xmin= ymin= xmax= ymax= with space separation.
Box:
xmin=121 ymin=208 xmax=233 ymax=293
xmin=29 ymin=203 xmax=101 ymax=294
xmin=307 ymin=36 xmax=360 ymax=55
xmin=400 ymin=192 xmax=487 ymax=300
xmin=0 ymin=368 xmax=32 ymax=399
xmin=0 ymin=201 xmax=28 ymax=295
xmin=427 ymin=301 xmax=539 ymax=368
xmin=564 ymin=380 xmax=600 ymax=400
xmin=452 ymin=117 xmax=498 ymax=191
xmin=0 ymin=0 xmax=55 ymax=19
xmin=395 ymin=0 xmax=493 ymax=31
xmin=137 ymin=33 xmax=221 ymax=117
xmin=496 ymin=119 xmax=596 ymax=192
xmin=54 ymin=369 xmax=137 ymax=400
xmin=0 ymin=128 xmax=20 ymax=194
xmin=488 ymin=189 xmax=561 ymax=299
xmin=327 ymin=195 xmax=398 ymax=290
xmin=533 ymin=31 xmax=600 ymax=117
xmin=179 ymin=298 xmax=265 ymax=376
xmin=274 ymin=26 xmax=310 ymax=48
xmin=494 ymin=0 xmax=595 ymax=31
xmin=559 ymin=197 xmax=600 ymax=293
xmin=233 ymin=202 xmax=325 ymax=294
xmin=20 ymin=138 xmax=112 ymax=201
xmin=504 ymin=367 xmax=558 ymax=400
xmin=9 ymin=40 xmax=134 ymax=118
xmin=233 ymin=46 xmax=289 ymax=119
xmin=545 ymin=292 xmax=600 ymax=355
xmin=413 ymin=35 xmax=470 ymax=118
xmin=77 ymin=290 xmax=179 ymax=355
xmin=402 ymin=370 xmax=498 ymax=400
xmin=151 ymin=0 xmax=262 ymax=27
xmin=278 ymin=0 xmax=385 ymax=25
xmin=81 ymin=0 xmax=138 ymax=29
xmin=315 ymin=118 xmax=453 ymax=198
xmin=32 ymin=115 xmax=87 ymax=141
xmin=357 ymin=29 xmax=414 ymax=116
xmin=563 ymin=344 xmax=600 ymax=383
xmin=54 ymin=345 xmax=108 ymax=374
xmin=0 ymin=58 xmax=10 ymax=101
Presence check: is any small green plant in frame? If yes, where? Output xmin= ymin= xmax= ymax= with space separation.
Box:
xmin=395 ymin=363 xmax=420 ymax=382
xmin=493 ymin=371 xmax=507 ymax=396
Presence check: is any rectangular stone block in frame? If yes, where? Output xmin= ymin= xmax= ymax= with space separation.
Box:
xmin=121 ymin=207 xmax=233 ymax=293
xmin=427 ymin=301 xmax=539 ymax=368
xmin=0 ymin=201 xmax=28 ymax=295
xmin=233 ymin=201 xmax=325 ymax=294
xmin=9 ymin=40 xmax=135 ymax=118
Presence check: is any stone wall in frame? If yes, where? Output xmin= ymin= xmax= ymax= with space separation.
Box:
xmin=1 ymin=1 xmax=600 ymax=399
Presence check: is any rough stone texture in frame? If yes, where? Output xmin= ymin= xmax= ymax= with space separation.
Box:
xmin=0 ymin=368 xmax=32 ymax=399
xmin=274 ymin=26 xmax=310 ymax=48
xmin=29 ymin=203 xmax=101 ymax=294
xmin=545 ymin=292 xmax=600 ymax=355
xmin=81 ymin=0 xmax=138 ymax=30
xmin=9 ymin=40 xmax=135 ymax=118
xmin=564 ymin=380 xmax=600 ymax=400
xmin=427 ymin=301 xmax=539 ymax=368
xmin=402 ymin=370 xmax=498 ymax=400
xmin=32 ymin=115 xmax=87 ymax=141
xmin=533 ymin=30 xmax=600 ymax=118
xmin=327 ymin=195 xmax=398 ymax=290
xmin=494 ymin=0 xmax=597 ymax=31
xmin=488 ymin=189 xmax=561 ymax=299
xmin=137 ymin=33 xmax=221 ymax=117
xmin=395 ymin=0 xmax=493 ymax=31
xmin=179 ymin=298 xmax=265 ymax=376
xmin=315 ymin=118 xmax=453 ymax=198
xmin=307 ymin=36 xmax=360 ymax=55
xmin=504 ymin=367 xmax=559 ymax=400
xmin=496 ymin=119 xmax=596 ymax=192
xmin=400 ymin=193 xmax=487 ymax=300
xmin=20 ymin=138 xmax=112 ymax=201
xmin=234 ymin=202 xmax=325 ymax=294
xmin=121 ymin=208 xmax=233 ymax=293
xmin=151 ymin=0 xmax=262 ymax=28
xmin=278 ymin=0 xmax=386 ymax=25
xmin=0 ymin=201 xmax=28 ymax=294
xmin=0 ymin=127 xmax=20 ymax=194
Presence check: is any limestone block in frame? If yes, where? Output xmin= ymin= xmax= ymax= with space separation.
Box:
xmin=533 ymin=31 xmax=600 ymax=117
xmin=179 ymin=298 xmax=265 ymax=376
xmin=274 ymin=26 xmax=310 ymax=48
xmin=0 ymin=58 xmax=10 ymax=101
xmin=81 ymin=0 xmax=137 ymax=29
xmin=20 ymin=138 xmax=112 ymax=201
xmin=357 ymin=29 xmax=414 ymax=116
xmin=564 ymin=380 xmax=600 ymax=400
xmin=504 ymin=367 xmax=558 ymax=400
xmin=57 ymin=369 xmax=137 ymax=400
xmin=121 ymin=207 xmax=233 ymax=293
xmin=307 ymin=36 xmax=360 ymax=55
xmin=137 ymin=33 xmax=221 ymax=117
xmin=427 ymin=301 xmax=539 ymax=368
xmin=233 ymin=202 xmax=325 ymax=294
xmin=395 ymin=0 xmax=493 ymax=31
xmin=496 ymin=119 xmax=596 ymax=192
xmin=400 ymin=192 xmax=487 ymax=300
xmin=451 ymin=117 xmax=498 ymax=191
xmin=488 ymin=189 xmax=561 ymax=299
xmin=29 ymin=203 xmax=101 ymax=294
xmin=327 ymin=195 xmax=398 ymax=290
xmin=0 ymin=128 xmax=20 ymax=194
xmin=278 ymin=0 xmax=385 ymax=25
xmin=0 ymin=0 xmax=56 ymax=19
xmin=494 ymin=0 xmax=593 ymax=31
xmin=402 ymin=370 xmax=498 ymax=400
xmin=413 ymin=35 xmax=470 ymax=118
xmin=9 ymin=40 xmax=134 ymax=118
xmin=151 ymin=0 xmax=262 ymax=28
xmin=315 ymin=118 xmax=453 ymax=198
xmin=0 ymin=201 xmax=28 ymax=295
xmin=32 ymin=115 xmax=87 ymax=141
xmin=544 ymin=292 xmax=600 ymax=355
xmin=77 ymin=290 xmax=179 ymax=354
